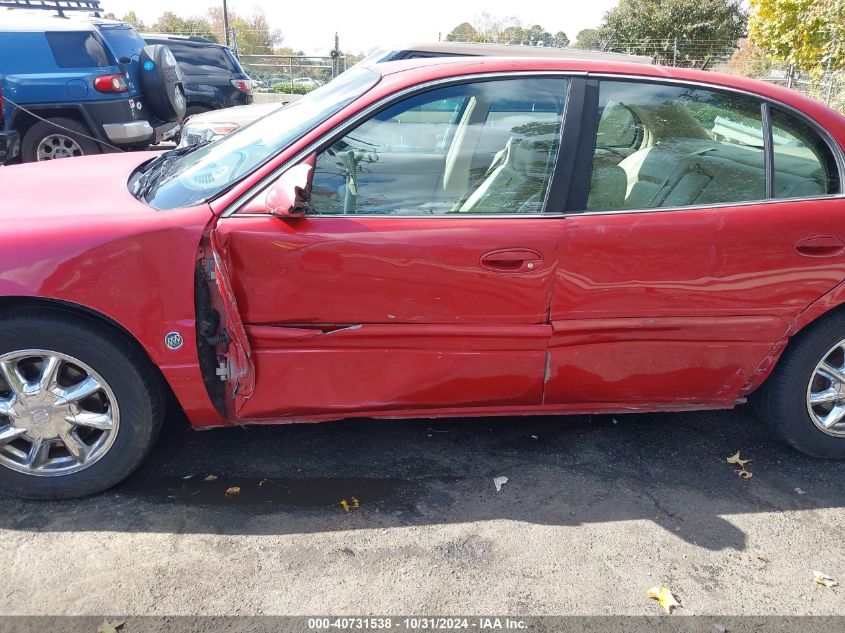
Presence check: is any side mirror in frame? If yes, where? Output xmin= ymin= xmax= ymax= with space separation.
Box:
xmin=265 ymin=153 xmax=316 ymax=218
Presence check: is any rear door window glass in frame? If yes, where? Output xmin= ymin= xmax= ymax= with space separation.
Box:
xmin=46 ymin=31 xmax=113 ymax=68
xmin=586 ymin=81 xmax=766 ymax=211
xmin=166 ymin=43 xmax=237 ymax=74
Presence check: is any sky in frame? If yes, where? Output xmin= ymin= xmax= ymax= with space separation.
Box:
xmin=100 ymin=0 xmax=621 ymax=55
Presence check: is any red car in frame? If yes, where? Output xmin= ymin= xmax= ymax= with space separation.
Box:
xmin=2 ymin=56 xmax=845 ymax=499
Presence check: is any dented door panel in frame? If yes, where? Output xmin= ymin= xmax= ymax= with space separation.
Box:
xmin=214 ymin=215 xmax=564 ymax=417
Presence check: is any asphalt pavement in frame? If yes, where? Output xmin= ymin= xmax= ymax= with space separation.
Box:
xmin=2 ymin=405 xmax=845 ymax=619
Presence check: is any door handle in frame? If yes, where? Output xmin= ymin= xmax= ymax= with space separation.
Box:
xmin=480 ymin=249 xmax=543 ymax=273
xmin=795 ymin=236 xmax=845 ymax=258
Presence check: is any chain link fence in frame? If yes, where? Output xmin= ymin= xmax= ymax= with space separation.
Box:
xmin=604 ymin=38 xmax=845 ymax=114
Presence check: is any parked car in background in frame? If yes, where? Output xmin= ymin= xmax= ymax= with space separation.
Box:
xmin=0 ymin=1 xmax=185 ymax=162
xmin=142 ymin=34 xmax=253 ymax=116
xmin=2 ymin=56 xmax=845 ymax=499
xmin=0 ymin=84 xmax=20 ymax=165
xmin=178 ymin=101 xmax=293 ymax=147
xmin=177 ymin=41 xmax=653 ymax=147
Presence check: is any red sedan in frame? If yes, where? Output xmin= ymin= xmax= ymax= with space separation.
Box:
xmin=2 ymin=56 xmax=845 ymax=498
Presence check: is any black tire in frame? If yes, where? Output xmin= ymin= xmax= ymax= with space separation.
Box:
xmin=0 ymin=308 xmax=164 ymax=499
xmin=753 ymin=309 xmax=845 ymax=458
xmin=21 ymin=118 xmax=101 ymax=163
xmin=139 ymin=45 xmax=186 ymax=123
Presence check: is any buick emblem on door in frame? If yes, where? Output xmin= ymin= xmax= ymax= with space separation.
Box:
xmin=165 ymin=332 xmax=183 ymax=350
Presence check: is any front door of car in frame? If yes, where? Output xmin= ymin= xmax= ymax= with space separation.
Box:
xmin=546 ymin=78 xmax=845 ymax=407
xmin=215 ymin=75 xmax=572 ymax=419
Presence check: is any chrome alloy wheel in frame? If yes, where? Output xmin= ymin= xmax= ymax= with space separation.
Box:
xmin=36 ymin=134 xmax=84 ymax=160
xmin=807 ymin=339 xmax=845 ymax=437
xmin=0 ymin=350 xmax=120 ymax=476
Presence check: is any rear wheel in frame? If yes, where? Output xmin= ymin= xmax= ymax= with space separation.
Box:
xmin=0 ymin=309 xmax=164 ymax=499
xmin=21 ymin=118 xmax=101 ymax=163
xmin=754 ymin=310 xmax=845 ymax=458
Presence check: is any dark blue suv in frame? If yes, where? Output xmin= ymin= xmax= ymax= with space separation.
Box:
xmin=0 ymin=2 xmax=185 ymax=162
xmin=142 ymin=34 xmax=254 ymax=116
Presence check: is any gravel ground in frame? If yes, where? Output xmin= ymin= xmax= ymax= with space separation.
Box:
xmin=1 ymin=405 xmax=845 ymax=618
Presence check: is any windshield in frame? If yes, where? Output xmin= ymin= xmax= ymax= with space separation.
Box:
xmin=137 ymin=66 xmax=381 ymax=210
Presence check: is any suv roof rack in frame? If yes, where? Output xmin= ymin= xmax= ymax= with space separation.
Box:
xmin=0 ymin=0 xmax=102 ymax=17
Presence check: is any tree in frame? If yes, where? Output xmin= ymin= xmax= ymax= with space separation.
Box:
xmin=553 ymin=31 xmax=570 ymax=48
xmin=446 ymin=22 xmax=480 ymax=42
xmin=598 ymin=0 xmax=747 ymax=65
xmin=209 ymin=8 xmax=283 ymax=56
xmin=151 ymin=12 xmax=217 ymax=42
xmin=524 ymin=24 xmax=553 ymax=46
xmin=120 ymin=11 xmax=146 ymax=31
xmin=748 ymin=0 xmax=845 ymax=75
xmin=724 ymin=37 xmax=774 ymax=77
xmin=574 ymin=28 xmax=604 ymax=50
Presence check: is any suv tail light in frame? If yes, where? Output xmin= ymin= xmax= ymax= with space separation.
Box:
xmin=93 ymin=74 xmax=128 ymax=93
xmin=231 ymin=79 xmax=253 ymax=95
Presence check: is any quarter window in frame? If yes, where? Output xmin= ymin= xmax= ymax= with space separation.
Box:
xmin=308 ymin=77 xmax=569 ymax=215
xmin=770 ymin=107 xmax=839 ymax=198
xmin=587 ymin=81 xmax=768 ymax=211
xmin=45 ymin=31 xmax=112 ymax=68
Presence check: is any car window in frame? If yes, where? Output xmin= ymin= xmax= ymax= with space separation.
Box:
xmin=97 ymin=25 xmax=145 ymax=62
xmin=770 ymin=107 xmax=840 ymax=198
xmin=166 ymin=42 xmax=237 ymax=74
xmin=308 ymin=77 xmax=569 ymax=216
xmin=586 ymin=81 xmax=767 ymax=211
xmin=45 ymin=31 xmax=113 ymax=68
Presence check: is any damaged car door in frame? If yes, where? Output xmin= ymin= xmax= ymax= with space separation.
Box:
xmin=214 ymin=75 xmax=572 ymax=419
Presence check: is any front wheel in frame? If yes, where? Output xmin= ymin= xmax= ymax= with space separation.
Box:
xmin=0 ymin=309 xmax=164 ymax=498
xmin=754 ymin=310 xmax=845 ymax=458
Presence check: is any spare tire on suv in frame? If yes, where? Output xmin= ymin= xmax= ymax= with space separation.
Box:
xmin=138 ymin=45 xmax=186 ymax=123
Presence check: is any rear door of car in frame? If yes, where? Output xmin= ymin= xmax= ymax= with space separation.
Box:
xmin=215 ymin=73 xmax=581 ymax=419
xmin=546 ymin=77 xmax=845 ymax=408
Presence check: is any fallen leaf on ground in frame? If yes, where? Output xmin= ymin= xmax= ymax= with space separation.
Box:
xmin=727 ymin=451 xmax=753 ymax=478
xmin=727 ymin=451 xmax=751 ymax=467
xmin=204 ymin=475 xmax=218 ymax=482
xmin=340 ymin=497 xmax=360 ymax=512
xmin=647 ymin=586 xmax=682 ymax=614
xmin=225 ymin=486 xmax=241 ymax=497
xmin=97 ymin=620 xmax=125 ymax=633
xmin=813 ymin=571 xmax=839 ymax=590
xmin=493 ymin=476 xmax=508 ymax=492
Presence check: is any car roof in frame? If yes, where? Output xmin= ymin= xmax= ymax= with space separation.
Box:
xmin=396 ymin=41 xmax=654 ymax=65
xmin=0 ymin=9 xmax=126 ymax=32
xmin=142 ymin=33 xmax=227 ymax=48
xmin=363 ymin=55 xmax=845 ymax=139
xmin=370 ymin=55 xmax=815 ymax=104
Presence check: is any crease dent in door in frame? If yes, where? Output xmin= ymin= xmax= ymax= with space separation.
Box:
xmin=210 ymin=228 xmax=255 ymax=413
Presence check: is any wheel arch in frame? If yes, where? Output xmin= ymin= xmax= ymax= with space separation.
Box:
xmin=743 ymin=288 xmax=845 ymax=397
xmin=11 ymin=106 xmax=96 ymax=139
xmin=0 ymin=295 xmax=173 ymax=404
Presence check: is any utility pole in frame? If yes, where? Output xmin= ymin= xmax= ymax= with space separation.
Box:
xmin=672 ymin=37 xmax=678 ymax=66
xmin=223 ymin=0 xmax=230 ymax=47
